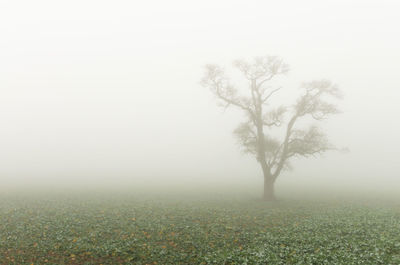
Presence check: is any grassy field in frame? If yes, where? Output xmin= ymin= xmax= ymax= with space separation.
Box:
xmin=1 ymin=192 xmax=400 ymax=264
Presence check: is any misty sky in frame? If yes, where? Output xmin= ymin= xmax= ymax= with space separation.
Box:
xmin=0 ymin=0 xmax=399 ymax=191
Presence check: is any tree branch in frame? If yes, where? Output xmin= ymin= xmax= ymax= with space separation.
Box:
xmin=262 ymin=87 xmax=281 ymax=103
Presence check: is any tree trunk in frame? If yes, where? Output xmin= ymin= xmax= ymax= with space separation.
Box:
xmin=258 ymin=156 xmax=276 ymax=201
xmin=263 ymin=176 xmax=275 ymax=201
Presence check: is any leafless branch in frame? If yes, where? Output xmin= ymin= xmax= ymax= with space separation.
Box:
xmin=262 ymin=87 xmax=281 ymax=103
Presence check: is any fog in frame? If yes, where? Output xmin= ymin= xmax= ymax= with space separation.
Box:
xmin=1 ymin=0 xmax=399 ymax=197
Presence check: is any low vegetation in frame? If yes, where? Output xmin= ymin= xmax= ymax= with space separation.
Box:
xmin=1 ymin=193 xmax=400 ymax=264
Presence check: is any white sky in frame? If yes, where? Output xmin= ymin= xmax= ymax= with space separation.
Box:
xmin=0 ymin=0 xmax=399 ymax=191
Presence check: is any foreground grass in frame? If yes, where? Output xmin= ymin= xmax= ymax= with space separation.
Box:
xmin=1 ymin=193 xmax=400 ymax=264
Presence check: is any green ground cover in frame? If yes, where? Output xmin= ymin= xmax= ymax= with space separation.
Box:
xmin=1 ymin=193 xmax=400 ymax=264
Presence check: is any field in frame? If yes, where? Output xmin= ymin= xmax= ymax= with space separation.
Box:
xmin=1 ymin=192 xmax=400 ymax=265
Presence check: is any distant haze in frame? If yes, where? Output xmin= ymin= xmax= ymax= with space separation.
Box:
xmin=0 ymin=0 xmax=399 ymax=194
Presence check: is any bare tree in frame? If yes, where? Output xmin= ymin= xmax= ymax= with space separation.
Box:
xmin=201 ymin=56 xmax=342 ymax=201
